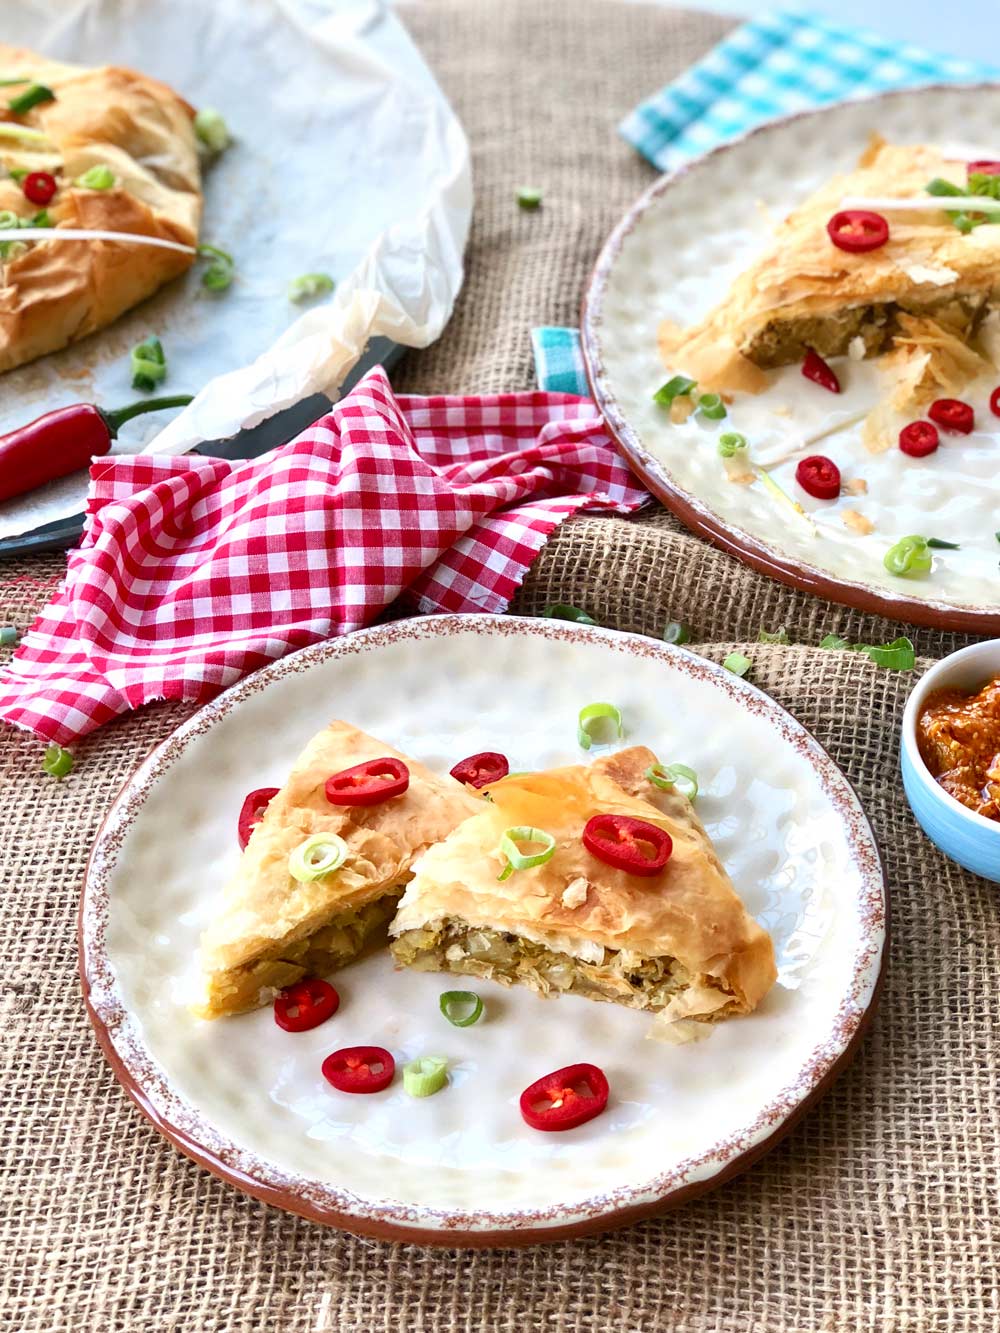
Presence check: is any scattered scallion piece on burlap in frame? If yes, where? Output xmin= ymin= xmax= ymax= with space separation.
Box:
xmin=516 ymin=186 xmax=542 ymax=210
xmin=723 ymin=652 xmax=751 ymax=677
xmin=542 ymin=603 xmax=595 ymax=625
xmin=43 ymin=744 xmax=73 ymax=779
xmin=0 ymin=625 xmax=19 ymax=647
xmin=758 ymin=626 xmax=790 ymax=644
xmin=662 ymin=621 xmax=691 ymax=644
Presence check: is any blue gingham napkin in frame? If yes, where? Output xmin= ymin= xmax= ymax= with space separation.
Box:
xmin=619 ymin=6 xmax=998 ymax=173
xmin=533 ymin=8 xmax=999 ymax=392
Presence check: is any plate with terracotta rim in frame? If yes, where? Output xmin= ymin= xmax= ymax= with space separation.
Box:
xmin=80 ymin=615 xmax=886 ymax=1246
xmin=582 ymin=84 xmax=1000 ymax=634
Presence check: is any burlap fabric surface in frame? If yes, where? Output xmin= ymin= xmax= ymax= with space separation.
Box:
xmin=2 ymin=3 xmax=997 ymax=1330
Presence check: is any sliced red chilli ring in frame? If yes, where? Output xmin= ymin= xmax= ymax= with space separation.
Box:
xmin=826 ymin=210 xmax=889 ymax=253
xmin=928 ymin=398 xmax=974 ymax=435
xmin=321 ymin=1045 xmax=395 ymax=1093
xmin=991 ymin=386 xmax=1000 ymax=419
xmin=237 ymin=786 xmax=280 ymax=850
xmin=899 ymin=421 xmax=939 ymax=458
xmin=801 ymin=348 xmax=841 ymax=393
xmin=520 ymin=1062 xmax=610 ymax=1132
xmin=795 ymin=455 xmax=841 ymax=500
xmin=325 ymin=757 xmax=409 ymax=806
xmin=969 ymin=160 xmax=1000 ymax=176
xmin=273 ymin=978 xmax=340 ymax=1032
xmin=582 ymin=813 xmax=672 ymax=877
xmin=450 ymin=751 xmax=509 ymax=789
xmin=23 ymin=170 xmax=57 ymax=206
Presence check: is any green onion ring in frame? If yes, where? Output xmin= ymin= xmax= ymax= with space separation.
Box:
xmin=288 ymin=832 xmax=348 ymax=883
xmin=542 ymin=603 xmax=596 ymax=625
xmin=497 ymin=826 xmax=556 ymax=882
xmin=439 ymin=991 xmax=484 ymax=1027
xmin=75 ymin=164 xmax=115 ymax=190
xmin=723 ymin=652 xmax=752 ymax=678
xmin=662 ymin=620 xmax=691 ymax=645
xmin=516 ymin=186 xmax=542 ymax=210
xmin=403 ymin=1055 xmax=448 ymax=1098
xmin=645 ymin=762 xmax=698 ymax=800
xmin=717 ymin=431 xmax=748 ymax=458
xmin=288 ymin=272 xmax=335 ymax=303
xmin=653 ymin=374 xmax=697 ymax=409
xmin=577 ymin=701 xmax=624 ymax=749
xmin=697 ymin=392 xmax=727 ymax=420
xmin=43 ymin=743 xmax=73 ymax=779
xmin=883 ymin=535 xmax=932 ymax=578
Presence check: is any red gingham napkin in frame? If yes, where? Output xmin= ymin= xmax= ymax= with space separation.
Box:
xmin=0 ymin=367 xmax=647 ymax=744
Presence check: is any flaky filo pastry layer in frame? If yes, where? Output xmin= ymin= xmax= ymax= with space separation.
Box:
xmin=0 ymin=44 xmax=202 ymax=374
xmin=390 ymin=747 xmax=776 ymax=1025
xmin=194 ymin=722 xmax=481 ymax=1019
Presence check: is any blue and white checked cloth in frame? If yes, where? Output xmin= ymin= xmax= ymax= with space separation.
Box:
xmin=619 ymin=7 xmax=998 ymax=174
xmin=533 ymin=8 xmax=1000 ymax=393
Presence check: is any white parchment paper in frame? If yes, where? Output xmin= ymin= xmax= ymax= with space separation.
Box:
xmin=0 ymin=0 xmax=471 ymax=538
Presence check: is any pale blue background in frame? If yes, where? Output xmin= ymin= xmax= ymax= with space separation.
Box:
xmin=644 ymin=0 xmax=998 ymax=64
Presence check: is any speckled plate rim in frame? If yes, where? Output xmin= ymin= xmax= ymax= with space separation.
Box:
xmin=581 ymin=83 xmax=1000 ymax=636
xmin=79 ymin=614 xmax=888 ymax=1247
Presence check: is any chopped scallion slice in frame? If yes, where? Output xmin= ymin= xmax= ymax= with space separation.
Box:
xmin=926 ymin=537 xmax=960 ymax=549
xmin=645 ymin=762 xmax=698 ymax=800
xmin=925 ymin=177 xmax=965 ymax=197
xmin=75 ymin=164 xmax=115 ymax=190
xmin=8 ymin=83 xmax=54 ymax=115
xmin=403 ymin=1055 xmax=448 ymax=1098
xmin=7 ymin=167 xmax=27 ymax=183
xmin=0 ymin=625 xmax=18 ymax=647
xmin=758 ymin=626 xmax=790 ymax=644
xmin=818 ymin=633 xmax=915 ymax=670
xmin=198 ymin=243 xmax=234 ymax=292
xmin=542 ymin=603 xmax=596 ymax=625
xmin=653 ymin=375 xmax=697 ymax=409
xmin=496 ymin=826 xmax=556 ymax=882
xmin=516 ymin=186 xmax=542 ymax=210
xmin=577 ymin=701 xmax=623 ymax=749
xmin=288 ymin=832 xmax=348 ymax=883
xmin=43 ymin=743 xmax=73 ymax=779
xmin=130 ymin=335 xmax=167 ymax=393
xmin=883 ymin=534 xmax=932 ymax=578
xmin=439 ymin=990 xmax=484 ymax=1027
xmin=717 ymin=431 xmax=748 ymax=458
xmin=194 ymin=107 xmax=230 ymax=153
xmin=26 ymin=209 xmax=52 ymax=228
xmin=0 ymin=123 xmax=50 ymax=144
xmin=723 ymin=652 xmax=752 ymax=677
xmin=662 ymin=620 xmax=691 ymax=645
xmin=697 ymin=392 xmax=727 ymax=420
xmin=0 ymin=77 xmax=31 ymax=87
xmin=288 ymin=271 xmax=335 ymax=303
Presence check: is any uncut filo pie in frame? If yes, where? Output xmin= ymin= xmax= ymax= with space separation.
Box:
xmin=390 ymin=747 xmax=776 ymax=1028
xmin=195 ymin=722 xmax=480 ymax=1019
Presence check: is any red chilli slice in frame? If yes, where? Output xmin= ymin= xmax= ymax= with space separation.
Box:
xmin=795 ymin=455 xmax=841 ymax=500
xmin=928 ymin=398 xmax=974 ymax=435
xmin=990 ymin=386 xmax=1000 ymax=419
xmin=322 ymin=1046 xmax=395 ymax=1094
xmin=520 ymin=1063 xmax=610 ymax=1132
xmin=899 ymin=421 xmax=939 ymax=458
xmin=325 ymin=757 xmax=409 ymax=806
xmin=23 ymin=171 xmax=57 ymax=206
xmin=237 ymin=786 xmax=280 ymax=850
xmin=827 ymin=210 xmax=889 ymax=253
xmin=801 ymin=348 xmax=841 ymax=393
xmin=274 ymin=978 xmax=340 ymax=1032
xmin=450 ymin=751 xmax=510 ymax=789
xmin=582 ymin=814 xmax=672 ymax=877
xmin=969 ymin=160 xmax=1000 ymax=176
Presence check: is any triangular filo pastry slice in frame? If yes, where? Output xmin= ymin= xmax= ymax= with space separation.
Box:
xmin=390 ymin=747 xmax=776 ymax=1025
xmin=195 ymin=722 xmax=481 ymax=1018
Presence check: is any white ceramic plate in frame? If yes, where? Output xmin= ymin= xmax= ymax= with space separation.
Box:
xmin=81 ymin=616 xmax=885 ymax=1244
xmin=583 ymin=85 xmax=1000 ymax=633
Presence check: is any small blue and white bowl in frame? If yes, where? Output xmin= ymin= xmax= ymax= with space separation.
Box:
xmin=901 ymin=640 xmax=1000 ymax=884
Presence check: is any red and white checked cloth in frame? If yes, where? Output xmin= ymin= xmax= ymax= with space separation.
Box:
xmin=0 ymin=367 xmax=647 ymax=744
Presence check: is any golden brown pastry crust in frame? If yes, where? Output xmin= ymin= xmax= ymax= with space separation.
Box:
xmin=0 ymin=45 xmax=201 ymax=374
xmin=660 ymin=139 xmax=1000 ymax=393
xmin=196 ymin=722 xmax=481 ymax=1017
xmin=390 ymin=746 xmax=776 ymax=1017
